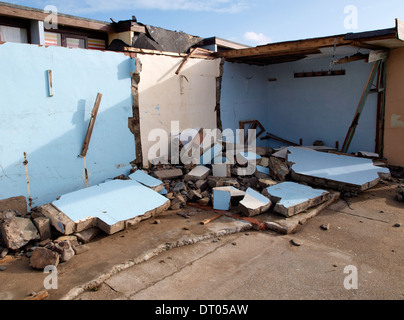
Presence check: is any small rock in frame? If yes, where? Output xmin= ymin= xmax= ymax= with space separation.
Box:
xmin=73 ymin=245 xmax=90 ymax=256
xmin=153 ymin=219 xmax=161 ymax=225
xmin=0 ymin=266 xmax=6 ymax=271
xmin=393 ymin=223 xmax=401 ymax=228
xmin=29 ymin=247 xmax=59 ymax=270
xmin=320 ymin=223 xmax=330 ymax=231
xmin=74 ymin=228 xmax=98 ymax=244
xmin=53 ymin=240 xmax=75 ymax=262
xmin=290 ymin=239 xmax=302 ymax=246
xmin=379 ymin=210 xmax=384 ymax=213
xmin=333 ymin=264 xmax=338 ymax=268
xmin=232 ymin=242 xmax=237 ymax=246
xmin=245 ymin=232 xmax=250 ymax=236
xmin=0 ymin=248 xmax=9 ymax=259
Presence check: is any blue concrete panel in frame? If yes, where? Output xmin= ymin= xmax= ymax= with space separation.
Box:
xmin=52 ymin=179 xmax=168 ymax=225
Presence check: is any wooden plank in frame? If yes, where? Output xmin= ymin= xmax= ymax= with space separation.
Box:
xmin=175 ymin=48 xmax=196 ymax=75
xmin=24 ymin=290 xmax=49 ymax=300
xmin=123 ymin=46 xmax=215 ymax=59
xmin=79 ymin=93 xmax=102 ymax=158
xmin=200 ymin=213 xmax=223 ymax=225
xmin=0 ymin=256 xmax=13 ymax=264
xmin=216 ymin=35 xmax=352 ymax=59
xmin=333 ymin=53 xmax=368 ymax=65
xmin=47 ymin=70 xmax=53 ymax=97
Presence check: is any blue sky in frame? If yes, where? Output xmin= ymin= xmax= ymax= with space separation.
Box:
xmin=6 ymin=0 xmax=404 ymax=45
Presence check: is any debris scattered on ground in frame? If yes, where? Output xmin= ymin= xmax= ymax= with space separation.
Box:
xmin=320 ymin=223 xmax=330 ymax=231
xmin=0 ymin=135 xmax=395 ymax=272
xmin=397 ymin=185 xmax=404 ymax=202
xmin=290 ymin=239 xmax=302 ymax=246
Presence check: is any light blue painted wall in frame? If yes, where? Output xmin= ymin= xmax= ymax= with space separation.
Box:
xmin=267 ymin=57 xmax=377 ymax=153
xmin=220 ymin=57 xmax=378 ymax=153
xmin=220 ymin=61 xmax=269 ymax=147
xmin=0 ymin=42 xmax=136 ymax=207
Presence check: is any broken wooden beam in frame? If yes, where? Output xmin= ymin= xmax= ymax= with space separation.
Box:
xmin=175 ymin=47 xmax=197 ymax=75
xmin=79 ymin=93 xmax=102 ymax=158
xmin=200 ymin=213 xmax=223 ymax=225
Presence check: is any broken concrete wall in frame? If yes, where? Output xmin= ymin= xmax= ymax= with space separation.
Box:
xmin=0 ymin=42 xmax=136 ymax=207
xmin=384 ymin=47 xmax=404 ymax=167
xmin=266 ymin=57 xmax=378 ymax=152
xmin=137 ymin=54 xmax=221 ymax=166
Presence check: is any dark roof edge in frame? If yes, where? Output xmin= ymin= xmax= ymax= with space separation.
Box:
xmin=0 ymin=1 xmax=109 ymax=25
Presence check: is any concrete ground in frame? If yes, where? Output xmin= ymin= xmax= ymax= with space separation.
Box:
xmin=0 ymin=180 xmax=403 ymax=300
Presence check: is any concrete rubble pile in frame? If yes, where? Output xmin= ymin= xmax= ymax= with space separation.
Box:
xmin=0 ymin=132 xmax=392 ymax=270
xmin=0 ymin=197 xmax=94 ymax=270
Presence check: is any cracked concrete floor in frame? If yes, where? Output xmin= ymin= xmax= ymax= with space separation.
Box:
xmin=75 ymin=182 xmax=404 ymax=300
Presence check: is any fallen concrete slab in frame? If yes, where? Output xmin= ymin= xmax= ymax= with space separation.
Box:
xmin=184 ymin=166 xmax=210 ymax=182
xmin=287 ymin=147 xmax=390 ymax=192
xmin=152 ymin=168 xmax=183 ymax=180
xmin=263 ymin=192 xmax=340 ymax=234
xmin=40 ymin=180 xmax=170 ymax=235
xmin=212 ymin=187 xmax=246 ymax=211
xmin=239 ymin=188 xmax=271 ymax=217
xmin=129 ymin=170 xmax=164 ymax=192
xmin=263 ymin=182 xmax=330 ymax=217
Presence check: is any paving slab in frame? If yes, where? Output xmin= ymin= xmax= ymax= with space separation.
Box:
xmin=287 ymin=147 xmax=390 ymax=191
xmin=263 ymin=182 xmax=330 ymax=217
xmin=41 ymin=180 xmax=170 ymax=235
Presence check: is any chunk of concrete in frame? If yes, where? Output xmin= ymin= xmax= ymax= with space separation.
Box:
xmin=268 ymin=156 xmax=290 ymax=181
xmin=212 ymin=186 xmax=246 ymax=211
xmin=195 ymin=179 xmax=208 ymax=191
xmin=263 ymin=181 xmax=330 ymax=217
xmin=33 ymin=217 xmax=52 ymax=241
xmin=29 ymin=247 xmax=59 ymax=270
xmin=74 ymin=227 xmax=100 ymax=244
xmin=213 ymin=189 xmax=232 ymax=211
xmin=129 ymin=170 xmax=164 ymax=192
xmin=184 ymin=166 xmax=210 ymax=182
xmin=233 ymin=162 xmax=257 ymax=176
xmin=187 ymin=189 xmax=203 ymax=202
xmin=0 ymin=196 xmax=27 ymax=214
xmin=43 ymin=180 xmax=170 ymax=235
xmin=287 ymin=147 xmax=391 ymax=192
xmin=213 ymin=186 xmax=246 ymax=198
xmin=39 ymin=204 xmax=76 ymax=235
xmin=0 ymin=214 xmax=40 ymax=250
xmin=239 ymin=188 xmax=271 ymax=217
xmin=170 ymin=194 xmax=186 ymax=210
xmin=212 ymin=163 xmax=231 ymax=177
xmin=53 ymin=240 xmax=75 ymax=262
xmin=152 ymin=168 xmax=183 ymax=180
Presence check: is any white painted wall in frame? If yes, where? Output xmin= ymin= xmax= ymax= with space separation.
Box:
xmin=137 ymin=54 xmax=221 ymax=166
